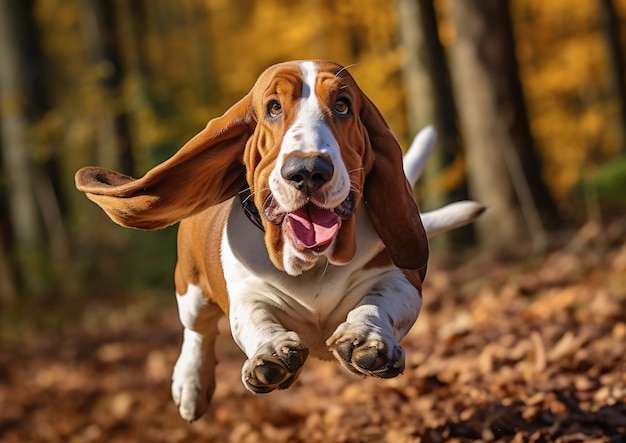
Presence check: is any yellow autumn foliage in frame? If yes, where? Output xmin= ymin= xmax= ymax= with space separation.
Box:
xmin=513 ymin=0 xmax=625 ymax=197
xmin=203 ymin=0 xmax=405 ymax=132
xmin=29 ymin=0 xmax=625 ymax=201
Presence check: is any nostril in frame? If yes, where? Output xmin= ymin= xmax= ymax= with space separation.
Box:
xmin=311 ymin=172 xmax=328 ymax=188
xmin=311 ymin=158 xmax=333 ymax=181
xmin=290 ymin=174 xmax=305 ymax=190
xmin=312 ymin=172 xmax=324 ymax=182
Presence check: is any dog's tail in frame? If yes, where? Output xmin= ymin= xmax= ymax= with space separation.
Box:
xmin=420 ymin=201 xmax=486 ymax=238
xmin=403 ymin=125 xmax=437 ymax=187
xmin=403 ymin=126 xmax=486 ymax=238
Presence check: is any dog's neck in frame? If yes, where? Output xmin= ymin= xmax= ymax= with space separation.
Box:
xmin=238 ymin=189 xmax=265 ymax=232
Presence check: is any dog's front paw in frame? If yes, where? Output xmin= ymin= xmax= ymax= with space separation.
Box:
xmin=242 ymin=332 xmax=308 ymax=394
xmin=326 ymin=323 xmax=405 ymax=378
xmin=171 ymin=351 xmax=215 ymax=422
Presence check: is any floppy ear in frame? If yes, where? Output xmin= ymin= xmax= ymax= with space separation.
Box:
xmin=361 ymin=96 xmax=429 ymax=274
xmin=75 ymin=95 xmax=254 ymax=229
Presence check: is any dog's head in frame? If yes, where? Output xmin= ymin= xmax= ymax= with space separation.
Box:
xmin=76 ymin=60 xmax=427 ymax=276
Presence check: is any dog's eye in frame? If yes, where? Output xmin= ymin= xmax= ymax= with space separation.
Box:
xmin=334 ymin=99 xmax=350 ymax=116
xmin=267 ymin=100 xmax=282 ymax=118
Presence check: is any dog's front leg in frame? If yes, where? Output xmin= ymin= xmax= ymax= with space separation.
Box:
xmin=229 ymin=296 xmax=309 ymax=393
xmin=171 ymin=284 xmax=222 ymax=422
xmin=327 ymin=268 xmax=422 ymax=378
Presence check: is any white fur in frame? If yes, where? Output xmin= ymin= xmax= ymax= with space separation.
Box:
xmin=269 ymin=62 xmax=350 ymax=213
xmin=172 ymin=284 xmax=220 ymax=422
xmin=175 ymin=283 xmax=208 ymax=330
xmin=421 ymin=201 xmax=486 ymax=238
xmin=403 ymin=125 xmax=437 ymax=187
xmin=221 ymin=198 xmax=421 ymax=388
xmin=222 ymin=196 xmax=390 ymax=359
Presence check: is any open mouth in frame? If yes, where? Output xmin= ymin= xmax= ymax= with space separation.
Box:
xmin=264 ymin=193 xmax=355 ymax=252
xmin=285 ymin=204 xmax=342 ymax=252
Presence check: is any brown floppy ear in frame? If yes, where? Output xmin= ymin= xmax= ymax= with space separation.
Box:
xmin=75 ymin=95 xmax=254 ymax=229
xmin=361 ymin=95 xmax=429 ymax=274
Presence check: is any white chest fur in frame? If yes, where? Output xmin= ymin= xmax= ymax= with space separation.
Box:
xmin=221 ymin=199 xmax=396 ymax=358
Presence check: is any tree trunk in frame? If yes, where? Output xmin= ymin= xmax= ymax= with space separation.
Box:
xmin=396 ymin=0 xmax=443 ymax=210
xmin=448 ymin=0 xmax=559 ymax=252
xmin=0 ymin=0 xmax=42 ymax=250
xmin=80 ymin=0 xmax=135 ymax=175
xmin=0 ymin=0 xmax=45 ymax=295
xmin=397 ymin=0 xmax=474 ymax=249
xmin=598 ymin=0 xmax=626 ymax=152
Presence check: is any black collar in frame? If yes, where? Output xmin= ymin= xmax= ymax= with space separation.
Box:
xmin=238 ymin=189 xmax=265 ymax=232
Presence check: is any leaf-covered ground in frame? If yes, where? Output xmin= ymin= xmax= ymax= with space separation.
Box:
xmin=2 ymin=221 xmax=626 ymax=443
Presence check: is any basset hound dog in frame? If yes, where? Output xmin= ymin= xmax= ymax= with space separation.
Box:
xmin=75 ymin=60 xmax=484 ymax=422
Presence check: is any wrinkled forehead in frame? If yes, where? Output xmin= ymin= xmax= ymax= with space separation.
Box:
xmin=250 ymin=60 xmax=359 ymax=103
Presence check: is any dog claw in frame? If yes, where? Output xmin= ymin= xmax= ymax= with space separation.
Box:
xmin=327 ymin=324 xmax=405 ymax=378
xmin=242 ymin=337 xmax=308 ymax=393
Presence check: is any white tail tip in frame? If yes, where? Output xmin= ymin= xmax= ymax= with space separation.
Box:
xmin=403 ymin=125 xmax=437 ymax=186
xmin=421 ymin=201 xmax=487 ymax=238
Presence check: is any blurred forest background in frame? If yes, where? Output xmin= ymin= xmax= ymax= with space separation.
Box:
xmin=1 ymin=0 xmax=625 ymax=330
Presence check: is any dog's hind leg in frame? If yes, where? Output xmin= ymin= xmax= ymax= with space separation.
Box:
xmin=171 ymin=283 xmax=222 ymax=422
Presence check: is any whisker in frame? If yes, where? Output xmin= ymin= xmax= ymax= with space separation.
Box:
xmin=241 ymin=190 xmax=255 ymax=205
xmin=349 ymin=186 xmax=362 ymax=197
xmin=318 ymin=257 xmax=331 ymax=281
xmin=346 ymin=168 xmax=363 ymax=196
xmin=335 ymin=63 xmax=358 ymax=77
xmin=347 ymin=167 xmax=365 ymax=175
xmin=263 ymin=193 xmax=274 ymax=209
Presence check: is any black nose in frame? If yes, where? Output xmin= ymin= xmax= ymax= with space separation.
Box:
xmin=281 ymin=154 xmax=334 ymax=192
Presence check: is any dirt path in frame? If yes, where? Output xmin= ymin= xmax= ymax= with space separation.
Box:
xmin=2 ymin=232 xmax=625 ymax=442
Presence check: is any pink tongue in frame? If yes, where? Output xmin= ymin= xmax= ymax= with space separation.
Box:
xmin=285 ymin=205 xmax=341 ymax=249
